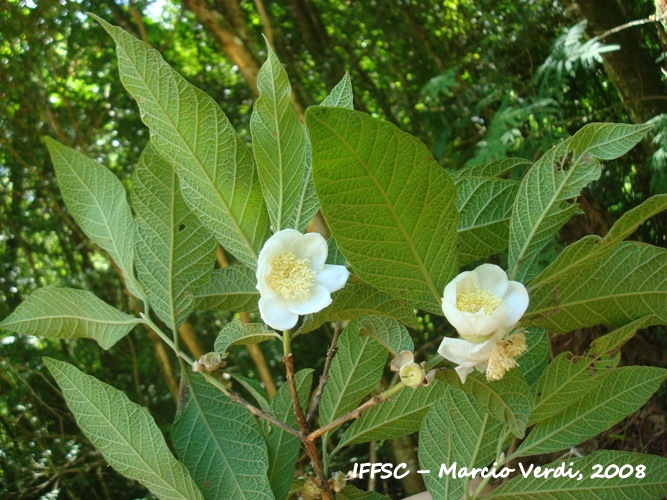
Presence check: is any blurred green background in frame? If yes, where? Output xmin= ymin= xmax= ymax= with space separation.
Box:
xmin=1 ymin=0 xmax=665 ymax=497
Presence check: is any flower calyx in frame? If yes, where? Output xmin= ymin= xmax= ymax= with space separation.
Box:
xmin=391 ymin=350 xmax=434 ymax=388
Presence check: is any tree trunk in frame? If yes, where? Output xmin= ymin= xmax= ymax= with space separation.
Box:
xmin=182 ymin=0 xmax=261 ymax=94
xmin=565 ymin=0 xmax=667 ymax=124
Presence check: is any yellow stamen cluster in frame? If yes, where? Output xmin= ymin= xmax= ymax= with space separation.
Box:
xmin=456 ymin=289 xmax=502 ymax=314
xmin=485 ymin=333 xmax=527 ymax=381
xmin=269 ymin=252 xmax=315 ymax=300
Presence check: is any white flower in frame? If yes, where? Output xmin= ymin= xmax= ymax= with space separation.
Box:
xmin=256 ymin=229 xmax=350 ymax=330
xmin=437 ymin=329 xmax=527 ymax=383
xmin=441 ymin=263 xmax=529 ymax=342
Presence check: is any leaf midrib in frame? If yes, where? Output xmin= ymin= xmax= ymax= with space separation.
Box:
xmin=114 ymin=29 xmax=258 ymax=263
xmin=311 ymin=112 xmax=441 ymax=304
xmin=58 ymin=364 xmax=189 ymax=498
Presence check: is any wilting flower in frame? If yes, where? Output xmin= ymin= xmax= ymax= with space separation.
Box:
xmin=256 ymin=229 xmax=350 ymax=330
xmin=441 ymin=264 xmax=529 ymax=342
xmin=438 ymin=329 xmax=527 ymax=383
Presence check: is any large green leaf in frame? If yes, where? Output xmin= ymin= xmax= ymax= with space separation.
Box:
xmin=524 ymin=241 xmax=667 ymax=331
xmin=1 ymin=287 xmax=139 ymax=350
xmin=336 ymin=486 xmax=387 ymax=500
xmin=455 ymin=176 xmax=519 ymax=265
xmin=44 ymin=137 xmax=143 ymax=298
xmin=516 ymin=366 xmax=667 ymax=457
xmin=93 ymin=16 xmax=270 ymax=270
xmin=353 ymin=315 xmax=414 ymax=356
xmin=44 ymin=358 xmax=202 ymax=499
xmin=251 ymin=43 xmax=307 ymax=232
xmin=603 ymin=194 xmax=667 ymax=244
xmin=173 ymin=372 xmax=273 ymax=499
xmin=194 ymin=266 xmax=259 ymax=312
xmin=439 ymin=370 xmax=531 ymax=438
xmin=291 ymin=74 xmax=355 ymax=232
xmin=419 ymin=391 xmax=504 ymax=500
xmin=529 ymin=317 xmax=659 ymax=425
xmin=508 ymin=123 xmax=651 ymax=282
xmin=523 ymin=193 xmax=667 ymax=331
xmin=307 ymin=106 xmax=459 ymax=314
xmin=335 ymin=381 xmax=449 ymax=450
xmin=456 ymin=157 xmax=530 ymax=178
xmin=263 ymin=369 xmax=313 ymax=500
xmin=319 ymin=323 xmax=388 ymax=426
xmin=214 ymin=320 xmax=280 ymax=359
xmin=490 ymin=451 xmax=667 ymax=498
xmin=297 ymin=281 xmax=418 ymax=335
xmin=133 ymin=142 xmax=216 ymax=330
xmin=518 ymin=327 xmax=550 ymax=387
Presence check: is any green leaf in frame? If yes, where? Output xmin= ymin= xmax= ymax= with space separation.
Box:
xmin=1 ymin=287 xmax=139 ymax=350
xmin=518 ymin=327 xmax=550 ymax=387
xmin=589 ymin=315 xmax=661 ymax=359
xmin=603 ymin=194 xmax=667 ymax=244
xmin=335 ymin=381 xmax=449 ymax=450
xmin=490 ymin=451 xmax=667 ymax=498
xmin=292 ymin=74 xmax=354 ymax=232
xmin=529 ymin=317 xmax=659 ymax=425
xmin=456 ymin=157 xmax=530 ymax=178
xmin=251 ymin=43 xmax=307 ymax=232
xmin=516 ymin=366 xmax=667 ymax=457
xmin=214 ymin=320 xmax=280 ymax=359
xmin=194 ymin=266 xmax=259 ymax=312
xmin=93 ymin=16 xmax=270 ymax=270
xmin=326 ymin=237 xmax=346 ymax=265
xmin=229 ymin=373 xmax=271 ymax=413
xmin=307 ymin=106 xmax=459 ymax=314
xmin=524 ymin=241 xmax=667 ymax=332
xmin=297 ymin=281 xmax=418 ymax=335
xmin=336 ymin=485 xmax=387 ymax=500
xmin=319 ymin=323 xmax=388 ymax=426
xmin=508 ymin=123 xmax=651 ymax=282
xmin=133 ymin=142 xmax=216 ymax=330
xmin=263 ymin=369 xmax=313 ymax=500
xmin=455 ymin=176 xmax=519 ymax=265
xmin=439 ymin=370 xmax=531 ymax=438
xmin=44 ymin=358 xmax=202 ymax=499
xmin=353 ymin=315 xmax=414 ymax=356
xmin=173 ymin=372 xmax=273 ymax=499
xmin=419 ymin=391 xmax=504 ymax=500
xmin=320 ymin=73 xmax=354 ymax=109
xmin=44 ymin=137 xmax=143 ymax=298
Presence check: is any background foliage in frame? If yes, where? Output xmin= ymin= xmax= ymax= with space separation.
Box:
xmin=1 ymin=0 xmax=665 ymax=497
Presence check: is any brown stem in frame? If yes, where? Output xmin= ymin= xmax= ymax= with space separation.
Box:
xmin=306 ymin=322 xmax=342 ymax=422
xmin=306 ymin=383 xmax=405 ymax=443
xmin=224 ymin=385 xmax=300 ymax=438
xmin=284 ymin=351 xmax=331 ymax=498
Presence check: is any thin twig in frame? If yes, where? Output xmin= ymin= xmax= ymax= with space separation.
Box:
xmin=306 ymin=321 xmax=342 ymax=422
xmin=592 ymin=13 xmax=666 ymax=43
xmin=283 ymin=331 xmax=332 ymax=498
xmin=140 ymin=314 xmax=300 ymax=437
xmin=306 ymin=383 xmax=406 ymax=443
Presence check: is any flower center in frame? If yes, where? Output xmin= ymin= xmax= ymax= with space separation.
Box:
xmin=486 ymin=333 xmax=527 ymax=381
xmin=456 ymin=289 xmax=502 ymax=314
xmin=269 ymin=252 xmax=315 ymax=300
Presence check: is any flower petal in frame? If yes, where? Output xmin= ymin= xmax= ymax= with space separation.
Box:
xmin=290 ymin=232 xmax=328 ymax=271
xmin=257 ymin=229 xmax=302 ymax=267
xmin=441 ymin=298 xmax=475 ymax=336
xmin=475 ymin=263 xmax=509 ymax=297
xmin=458 ymin=310 xmax=505 ymax=341
xmin=502 ymin=281 xmax=530 ymax=327
xmin=287 ymin=284 xmax=332 ymax=315
xmin=259 ymin=295 xmax=299 ymax=330
xmin=437 ymin=336 xmax=495 ymax=366
xmin=316 ymin=264 xmax=350 ymax=292
xmin=455 ymin=364 xmax=475 ymax=384
xmin=452 ymin=271 xmax=478 ymax=296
